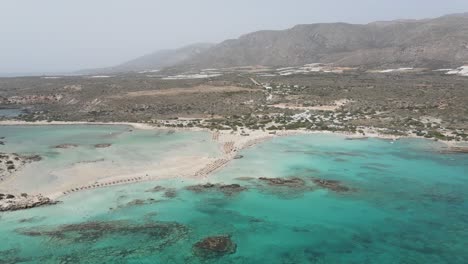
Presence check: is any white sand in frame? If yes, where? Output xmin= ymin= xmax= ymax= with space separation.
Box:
xmin=0 ymin=120 xmax=461 ymax=200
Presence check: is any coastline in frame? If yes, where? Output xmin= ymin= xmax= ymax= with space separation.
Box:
xmin=0 ymin=120 xmax=465 ymax=208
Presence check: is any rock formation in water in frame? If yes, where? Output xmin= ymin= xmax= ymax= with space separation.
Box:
xmin=163 ymin=188 xmax=177 ymax=198
xmin=258 ymin=177 xmax=306 ymax=188
xmin=145 ymin=186 xmax=165 ymax=193
xmin=193 ymin=235 xmax=237 ymax=258
xmin=312 ymin=178 xmax=351 ymax=193
xmin=185 ymin=183 xmax=246 ymax=196
xmin=54 ymin=144 xmax=78 ymax=149
xmin=94 ymin=143 xmax=112 ymax=148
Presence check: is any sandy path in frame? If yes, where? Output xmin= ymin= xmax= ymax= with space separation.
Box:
xmin=111 ymin=85 xmax=257 ymax=98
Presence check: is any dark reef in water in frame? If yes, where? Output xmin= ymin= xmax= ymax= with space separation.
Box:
xmin=94 ymin=143 xmax=112 ymax=148
xmin=53 ymin=144 xmax=78 ymax=149
xmin=145 ymin=185 xmax=165 ymax=193
xmin=253 ymin=176 xmax=355 ymax=197
xmin=193 ymin=235 xmax=237 ymax=259
xmin=163 ymin=188 xmax=177 ymax=198
xmin=255 ymin=177 xmax=313 ymax=199
xmin=144 ymin=185 xmax=175 ymax=197
xmin=17 ymin=216 xmax=47 ymax=224
xmin=185 ymin=183 xmax=247 ymax=196
xmin=17 ymin=219 xmax=189 ymax=247
xmin=0 ymin=248 xmax=31 ymax=264
xmin=312 ymin=178 xmax=352 ymax=193
xmin=259 ymin=177 xmax=306 ymax=188
xmin=126 ymin=198 xmax=161 ymax=206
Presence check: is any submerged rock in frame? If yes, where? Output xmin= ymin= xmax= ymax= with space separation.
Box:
xmin=126 ymin=199 xmax=146 ymax=206
xmin=193 ymin=235 xmax=237 ymax=258
xmin=116 ymin=198 xmax=162 ymax=210
xmin=256 ymin=177 xmax=315 ymax=199
xmin=258 ymin=177 xmax=306 ymax=188
xmin=345 ymin=137 xmax=369 ymax=140
xmin=17 ymin=220 xmax=189 ymax=245
xmin=186 ymin=183 xmax=216 ymax=193
xmin=218 ymin=184 xmax=246 ymax=196
xmin=145 ymin=186 xmax=165 ymax=193
xmin=17 ymin=216 xmax=46 ymax=223
xmin=94 ymin=143 xmax=112 ymax=148
xmin=233 ymin=155 xmax=244 ymax=159
xmin=234 ymin=177 xmax=255 ymax=181
xmin=312 ymin=179 xmax=351 ymax=193
xmin=185 ymin=183 xmax=246 ymax=196
xmin=163 ymin=188 xmax=177 ymax=198
xmin=54 ymin=144 xmax=78 ymax=149
xmin=124 ymin=198 xmax=161 ymax=207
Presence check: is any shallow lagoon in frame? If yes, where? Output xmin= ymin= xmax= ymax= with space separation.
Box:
xmin=0 ymin=125 xmax=219 ymax=194
xmin=0 ymin=129 xmax=467 ymax=263
xmin=0 ymin=109 xmax=23 ymax=118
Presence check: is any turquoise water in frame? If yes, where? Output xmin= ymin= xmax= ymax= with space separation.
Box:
xmin=0 ymin=125 xmax=219 ymax=194
xmin=1 ymin=129 xmax=467 ymax=263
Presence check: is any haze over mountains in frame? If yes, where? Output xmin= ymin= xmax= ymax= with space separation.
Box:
xmin=78 ymin=43 xmax=213 ymax=75
xmin=86 ymin=13 xmax=468 ymax=74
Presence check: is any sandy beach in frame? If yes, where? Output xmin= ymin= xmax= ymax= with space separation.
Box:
xmin=0 ymin=120 xmax=462 ymax=202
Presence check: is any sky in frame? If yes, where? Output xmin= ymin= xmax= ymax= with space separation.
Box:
xmin=1 ymin=0 xmax=468 ymax=74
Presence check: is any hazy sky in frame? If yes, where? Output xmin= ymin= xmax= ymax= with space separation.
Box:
xmin=1 ymin=0 xmax=468 ymax=73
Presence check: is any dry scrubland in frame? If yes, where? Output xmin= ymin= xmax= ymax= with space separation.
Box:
xmin=0 ymin=70 xmax=467 ymax=141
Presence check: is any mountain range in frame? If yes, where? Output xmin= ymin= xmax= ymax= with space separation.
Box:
xmin=83 ymin=13 xmax=468 ymax=74
xmin=78 ymin=43 xmax=213 ymax=75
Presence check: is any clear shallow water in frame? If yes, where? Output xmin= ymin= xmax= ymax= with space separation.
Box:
xmin=0 ymin=125 xmax=219 ymax=194
xmin=0 ymin=131 xmax=467 ymax=263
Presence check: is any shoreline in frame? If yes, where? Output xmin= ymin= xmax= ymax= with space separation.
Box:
xmin=0 ymin=120 xmax=157 ymax=130
xmin=0 ymin=120 xmax=465 ymax=207
xmin=0 ymin=119 xmax=456 ymax=143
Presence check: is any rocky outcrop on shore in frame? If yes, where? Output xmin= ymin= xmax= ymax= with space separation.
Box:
xmin=193 ymin=235 xmax=237 ymax=258
xmin=0 ymin=193 xmax=58 ymax=212
xmin=0 ymin=153 xmax=42 ymax=181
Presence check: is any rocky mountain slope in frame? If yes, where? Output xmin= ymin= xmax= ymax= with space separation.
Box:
xmin=78 ymin=43 xmax=213 ymax=74
xmin=83 ymin=13 xmax=468 ymax=74
xmin=184 ymin=13 xmax=468 ymax=69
